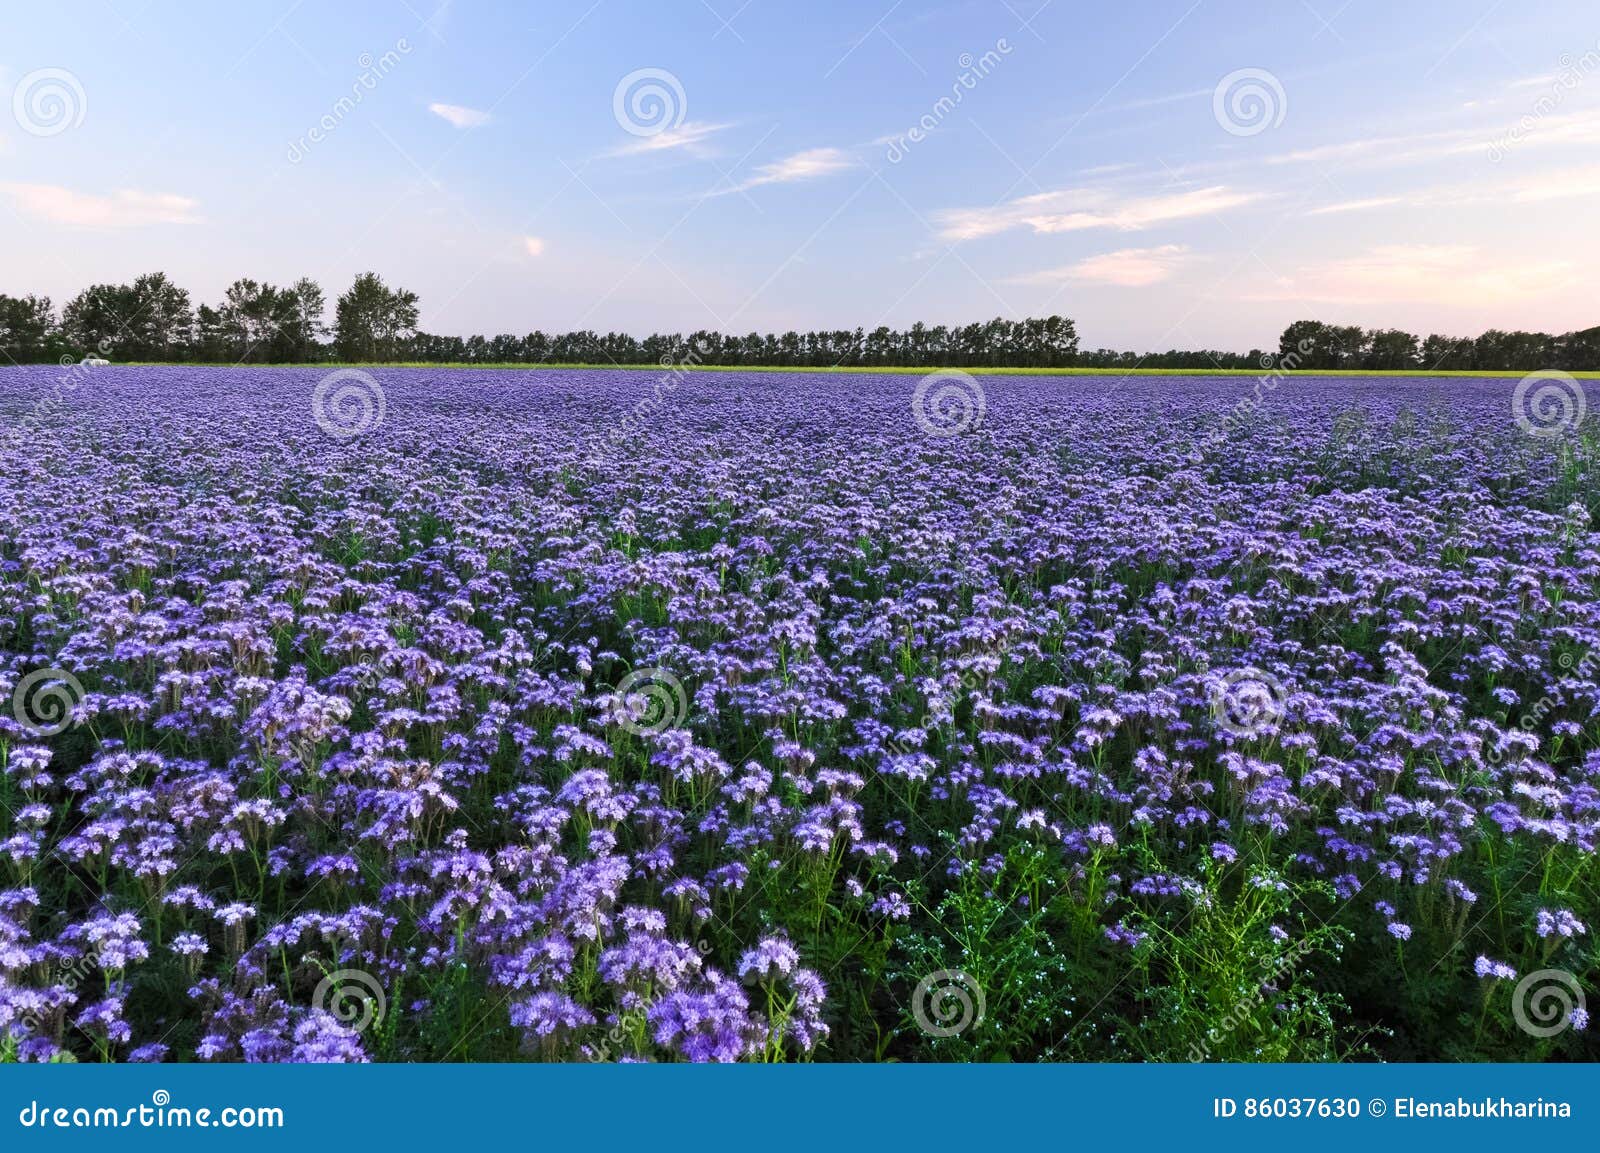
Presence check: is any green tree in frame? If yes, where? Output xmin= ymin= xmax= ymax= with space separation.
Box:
xmin=125 ymin=272 xmax=193 ymax=359
xmin=0 ymin=294 xmax=56 ymax=362
xmin=1420 ymin=334 xmax=1474 ymax=370
xmin=1363 ymin=328 xmax=1420 ymax=370
xmin=62 ymin=282 xmax=137 ymax=358
xmin=284 ymin=278 xmax=327 ymax=361
xmin=334 ymin=272 xmax=419 ymax=361
xmin=1556 ymin=326 xmax=1600 ymax=372
xmin=1279 ymin=321 xmax=1366 ymax=369
xmin=1327 ymin=324 xmax=1366 ymax=368
xmin=1471 ymin=329 xmax=1552 ymax=370
xmin=191 ymin=304 xmax=228 ymax=361
xmin=1041 ymin=315 xmax=1079 ymax=365
xmin=1498 ymin=330 xmax=1555 ymax=370
xmin=61 ymin=274 xmax=191 ymax=360
xmin=1278 ymin=320 xmax=1331 ymax=367
xmin=218 ymin=279 xmax=285 ymax=362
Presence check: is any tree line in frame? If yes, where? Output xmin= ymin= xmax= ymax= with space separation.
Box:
xmin=0 ymin=272 xmax=414 ymax=365
xmin=1 ymin=271 xmax=1596 ymax=371
xmin=1270 ymin=320 xmax=1599 ymax=373
xmin=1072 ymin=321 xmax=1599 ymax=372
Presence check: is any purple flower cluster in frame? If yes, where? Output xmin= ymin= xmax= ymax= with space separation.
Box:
xmin=1 ymin=365 xmax=1598 ymax=1061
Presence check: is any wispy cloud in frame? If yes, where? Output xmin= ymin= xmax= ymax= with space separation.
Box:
xmin=1303 ymin=162 xmax=1600 ymax=216
xmin=1265 ymin=128 xmax=1464 ymax=167
xmin=0 ymin=184 xmax=200 ymax=228
xmin=1503 ymin=162 xmax=1600 ymax=203
xmin=1096 ymin=85 xmax=1213 ymax=115
xmin=1009 ymin=244 xmax=1192 ymax=287
xmin=1266 ymin=107 xmax=1600 ymax=170
xmin=936 ymin=185 xmax=1262 ymax=241
xmin=609 ymin=120 xmax=729 ymax=157
xmin=1243 ymin=243 xmax=1576 ymax=308
xmin=1079 ymin=162 xmax=1140 ymax=177
xmin=1305 ymin=195 xmax=1407 ymax=216
xmin=714 ymin=147 xmax=855 ymax=194
xmin=428 ymin=102 xmax=491 ymax=128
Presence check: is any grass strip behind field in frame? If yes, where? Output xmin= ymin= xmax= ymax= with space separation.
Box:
xmin=115 ymin=362 xmax=1600 ymax=378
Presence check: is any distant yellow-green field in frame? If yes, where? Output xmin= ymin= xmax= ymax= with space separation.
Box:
xmin=122 ymin=362 xmax=1600 ymax=378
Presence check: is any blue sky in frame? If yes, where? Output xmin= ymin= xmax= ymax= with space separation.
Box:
xmin=3 ymin=0 xmax=1598 ymax=351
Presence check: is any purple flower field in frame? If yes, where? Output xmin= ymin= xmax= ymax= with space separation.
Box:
xmin=2 ymin=364 xmax=1597 ymax=1062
